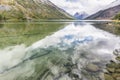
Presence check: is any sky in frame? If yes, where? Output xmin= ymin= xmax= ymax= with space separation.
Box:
xmin=50 ymin=0 xmax=116 ymax=15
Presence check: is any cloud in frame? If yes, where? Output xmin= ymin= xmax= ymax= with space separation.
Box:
xmin=50 ymin=0 xmax=116 ymax=15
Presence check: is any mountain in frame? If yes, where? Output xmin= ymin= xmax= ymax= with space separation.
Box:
xmin=0 ymin=0 xmax=73 ymax=21
xmin=74 ymin=12 xmax=88 ymax=20
xmin=86 ymin=4 xmax=120 ymax=20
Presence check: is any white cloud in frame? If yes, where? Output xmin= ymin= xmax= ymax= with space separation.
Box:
xmin=50 ymin=0 xmax=116 ymax=15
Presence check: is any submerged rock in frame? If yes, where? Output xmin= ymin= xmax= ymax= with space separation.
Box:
xmin=116 ymin=56 xmax=120 ymax=61
xmin=115 ymin=69 xmax=120 ymax=73
xmin=116 ymin=77 xmax=120 ymax=80
xmin=104 ymin=49 xmax=120 ymax=80
xmin=107 ymin=68 xmax=115 ymax=73
xmin=104 ymin=74 xmax=114 ymax=80
xmin=71 ymin=69 xmax=82 ymax=79
xmin=113 ymin=49 xmax=120 ymax=57
xmin=86 ymin=63 xmax=100 ymax=72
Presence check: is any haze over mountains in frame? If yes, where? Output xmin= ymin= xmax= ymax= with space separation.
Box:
xmin=104 ymin=0 xmax=120 ymax=10
xmin=74 ymin=12 xmax=88 ymax=19
xmin=50 ymin=0 xmax=120 ymax=20
xmin=86 ymin=0 xmax=120 ymax=20
xmin=0 ymin=0 xmax=72 ymax=21
xmin=50 ymin=0 xmax=115 ymax=15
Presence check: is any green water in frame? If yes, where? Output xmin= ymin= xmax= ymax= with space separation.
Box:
xmin=0 ymin=22 xmax=66 ymax=48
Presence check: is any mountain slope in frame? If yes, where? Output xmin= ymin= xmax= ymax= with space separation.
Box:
xmin=114 ymin=13 xmax=120 ymax=20
xmin=0 ymin=0 xmax=73 ymax=21
xmin=86 ymin=4 xmax=120 ymax=20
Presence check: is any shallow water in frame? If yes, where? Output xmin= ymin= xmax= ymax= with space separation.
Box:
xmin=0 ymin=21 xmax=120 ymax=80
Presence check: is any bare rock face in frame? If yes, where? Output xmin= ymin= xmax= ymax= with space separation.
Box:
xmin=86 ymin=5 xmax=120 ymax=20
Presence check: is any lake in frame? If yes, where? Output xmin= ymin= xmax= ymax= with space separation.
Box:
xmin=0 ymin=21 xmax=120 ymax=80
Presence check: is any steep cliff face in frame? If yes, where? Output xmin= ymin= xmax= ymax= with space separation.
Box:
xmin=86 ymin=5 xmax=120 ymax=20
xmin=0 ymin=0 xmax=72 ymax=20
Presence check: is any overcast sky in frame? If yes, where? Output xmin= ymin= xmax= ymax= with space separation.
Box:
xmin=50 ymin=0 xmax=116 ymax=15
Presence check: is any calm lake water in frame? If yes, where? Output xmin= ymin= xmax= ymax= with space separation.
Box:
xmin=0 ymin=21 xmax=120 ymax=80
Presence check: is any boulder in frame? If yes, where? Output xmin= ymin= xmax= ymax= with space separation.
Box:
xmin=86 ymin=63 xmax=100 ymax=72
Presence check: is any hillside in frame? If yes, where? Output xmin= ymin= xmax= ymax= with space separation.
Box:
xmin=0 ymin=0 xmax=72 ymax=21
xmin=86 ymin=5 xmax=120 ymax=20
xmin=114 ymin=13 xmax=120 ymax=20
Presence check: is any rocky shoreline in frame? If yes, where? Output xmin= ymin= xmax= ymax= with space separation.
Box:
xmin=62 ymin=49 xmax=120 ymax=80
xmin=104 ymin=49 xmax=120 ymax=80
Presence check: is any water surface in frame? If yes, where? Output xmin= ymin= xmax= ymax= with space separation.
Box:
xmin=0 ymin=21 xmax=120 ymax=80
